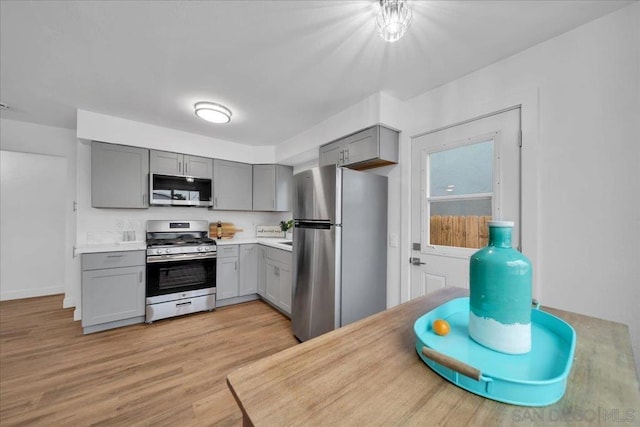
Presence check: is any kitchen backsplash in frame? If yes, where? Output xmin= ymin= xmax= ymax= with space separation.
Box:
xmin=77 ymin=208 xmax=289 ymax=245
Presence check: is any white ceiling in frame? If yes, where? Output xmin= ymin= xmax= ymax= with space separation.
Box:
xmin=0 ymin=0 xmax=631 ymax=146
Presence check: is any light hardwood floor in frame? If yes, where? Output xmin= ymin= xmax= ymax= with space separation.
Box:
xmin=0 ymin=295 xmax=298 ymax=426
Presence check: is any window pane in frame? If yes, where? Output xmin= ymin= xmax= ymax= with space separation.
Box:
xmin=429 ymin=213 xmax=491 ymax=249
xmin=430 ymin=199 xmax=492 ymax=216
xmin=429 ymin=140 xmax=493 ymax=197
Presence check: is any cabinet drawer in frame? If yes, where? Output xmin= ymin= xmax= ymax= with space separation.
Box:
xmin=266 ymin=247 xmax=292 ymax=265
xmin=82 ymin=250 xmax=145 ymax=271
xmin=217 ymin=245 xmax=239 ymax=258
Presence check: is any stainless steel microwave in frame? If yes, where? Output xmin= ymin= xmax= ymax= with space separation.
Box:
xmin=149 ymin=173 xmax=212 ymax=207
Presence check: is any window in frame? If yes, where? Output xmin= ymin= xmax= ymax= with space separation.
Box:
xmin=427 ymin=139 xmax=493 ymax=249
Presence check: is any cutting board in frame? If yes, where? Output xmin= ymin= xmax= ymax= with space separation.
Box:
xmin=209 ymin=222 xmax=243 ymax=240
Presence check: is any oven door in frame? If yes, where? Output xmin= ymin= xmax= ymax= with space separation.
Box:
xmin=146 ymin=254 xmax=216 ymax=297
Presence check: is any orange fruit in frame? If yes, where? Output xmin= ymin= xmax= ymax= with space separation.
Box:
xmin=433 ymin=319 xmax=450 ymax=336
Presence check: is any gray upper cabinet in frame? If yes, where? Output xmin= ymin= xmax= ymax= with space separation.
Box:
xmin=149 ymin=150 xmax=181 ymax=175
xmin=212 ymin=159 xmax=252 ymax=210
xmin=318 ymin=125 xmax=399 ymax=170
xmin=184 ymin=155 xmax=212 ymax=178
xmin=252 ymin=164 xmax=293 ymax=211
xmin=91 ymin=142 xmax=149 ymax=208
xmin=149 ymin=150 xmax=212 ymax=179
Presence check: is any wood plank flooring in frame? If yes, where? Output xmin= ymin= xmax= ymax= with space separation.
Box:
xmin=0 ymin=295 xmax=298 ymax=426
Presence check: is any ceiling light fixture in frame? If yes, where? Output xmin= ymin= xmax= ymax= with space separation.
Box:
xmin=376 ymin=0 xmax=412 ymax=43
xmin=194 ymin=102 xmax=232 ymax=124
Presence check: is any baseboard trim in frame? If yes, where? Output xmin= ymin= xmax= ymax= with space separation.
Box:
xmin=0 ymin=287 xmax=64 ymax=301
xmin=63 ymin=296 xmax=76 ymax=308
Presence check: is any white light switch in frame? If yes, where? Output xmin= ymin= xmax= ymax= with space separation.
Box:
xmin=389 ymin=233 xmax=398 ymax=248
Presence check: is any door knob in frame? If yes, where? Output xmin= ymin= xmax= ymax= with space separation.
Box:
xmin=411 ymin=257 xmax=426 ymax=266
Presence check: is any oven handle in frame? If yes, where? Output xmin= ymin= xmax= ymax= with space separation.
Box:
xmin=146 ymin=253 xmax=217 ymax=263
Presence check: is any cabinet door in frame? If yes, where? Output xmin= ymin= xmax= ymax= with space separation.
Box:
xmin=92 ymin=142 xmax=149 ymax=208
xmin=278 ymin=262 xmax=292 ymax=315
xmin=252 ymin=165 xmax=276 ymax=211
xmin=184 ymin=155 xmax=212 ymax=179
xmin=257 ymin=247 xmax=266 ymax=297
xmin=212 ymin=159 xmax=252 ymax=210
xmin=217 ymin=256 xmax=239 ymax=299
xmin=82 ymin=266 xmax=145 ymax=327
xmin=239 ymin=245 xmax=258 ymax=295
xmin=150 ymin=150 xmax=182 ymax=175
xmin=265 ymin=259 xmax=279 ymax=304
xmin=275 ymin=165 xmax=293 ymax=212
xmin=319 ymin=141 xmax=345 ymax=167
xmin=343 ymin=127 xmax=377 ymax=166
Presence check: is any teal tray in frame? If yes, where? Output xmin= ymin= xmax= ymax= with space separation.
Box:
xmin=414 ymin=297 xmax=576 ymax=407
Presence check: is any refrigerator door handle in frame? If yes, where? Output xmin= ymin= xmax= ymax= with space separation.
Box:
xmin=294 ymin=220 xmax=333 ymax=230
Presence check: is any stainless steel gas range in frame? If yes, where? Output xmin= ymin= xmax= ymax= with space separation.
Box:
xmin=145 ymin=220 xmax=216 ymax=323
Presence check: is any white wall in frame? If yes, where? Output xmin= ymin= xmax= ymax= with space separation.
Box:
xmin=1 ymin=151 xmax=66 ymax=300
xmin=278 ymin=3 xmax=640 ymax=372
xmin=401 ymin=3 xmax=639 ymax=371
xmin=0 ymin=119 xmax=78 ymax=306
xmin=77 ymin=109 xmax=276 ymax=164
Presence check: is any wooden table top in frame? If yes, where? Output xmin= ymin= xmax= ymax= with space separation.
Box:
xmin=226 ymin=288 xmax=640 ymax=426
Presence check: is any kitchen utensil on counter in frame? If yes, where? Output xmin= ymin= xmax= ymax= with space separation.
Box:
xmin=209 ymin=222 xmax=243 ymax=239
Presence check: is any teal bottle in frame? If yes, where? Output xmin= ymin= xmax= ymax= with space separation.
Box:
xmin=468 ymin=221 xmax=532 ymax=354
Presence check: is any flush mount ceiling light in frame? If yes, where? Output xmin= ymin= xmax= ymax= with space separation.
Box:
xmin=376 ymin=0 xmax=412 ymax=43
xmin=194 ymin=102 xmax=232 ymax=124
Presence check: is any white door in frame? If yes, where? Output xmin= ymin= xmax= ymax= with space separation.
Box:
xmin=410 ymin=108 xmax=521 ymax=298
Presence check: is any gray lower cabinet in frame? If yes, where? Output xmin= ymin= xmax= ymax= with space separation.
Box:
xmin=212 ymin=159 xmax=253 ymax=210
xmin=239 ymin=244 xmax=258 ymax=295
xmin=217 ymin=243 xmax=290 ymax=316
xmin=217 ymin=244 xmax=259 ymax=305
xmin=91 ymin=142 xmax=149 ymax=208
xmin=81 ymin=250 xmax=146 ymax=334
xmin=257 ymin=246 xmax=267 ymax=297
xmin=262 ymin=247 xmax=292 ymax=317
xmin=252 ymin=164 xmax=293 ymax=211
xmin=318 ymin=125 xmax=399 ymax=170
xmin=217 ymin=245 xmax=239 ymax=300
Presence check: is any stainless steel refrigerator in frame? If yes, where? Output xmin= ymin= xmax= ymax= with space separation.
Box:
xmin=292 ymin=164 xmax=387 ymax=341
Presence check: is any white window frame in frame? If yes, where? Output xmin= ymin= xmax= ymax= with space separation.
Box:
xmin=420 ymin=130 xmax=502 ymax=259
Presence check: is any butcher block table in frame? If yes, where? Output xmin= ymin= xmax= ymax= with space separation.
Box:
xmin=226 ymin=287 xmax=640 ymax=426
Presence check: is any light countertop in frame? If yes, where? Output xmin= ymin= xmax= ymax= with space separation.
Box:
xmin=75 ymin=242 xmax=147 ymax=254
xmin=226 ymin=287 xmax=640 ymax=426
xmin=217 ymin=238 xmax=293 ymax=252
xmin=77 ymin=238 xmax=292 ymax=254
